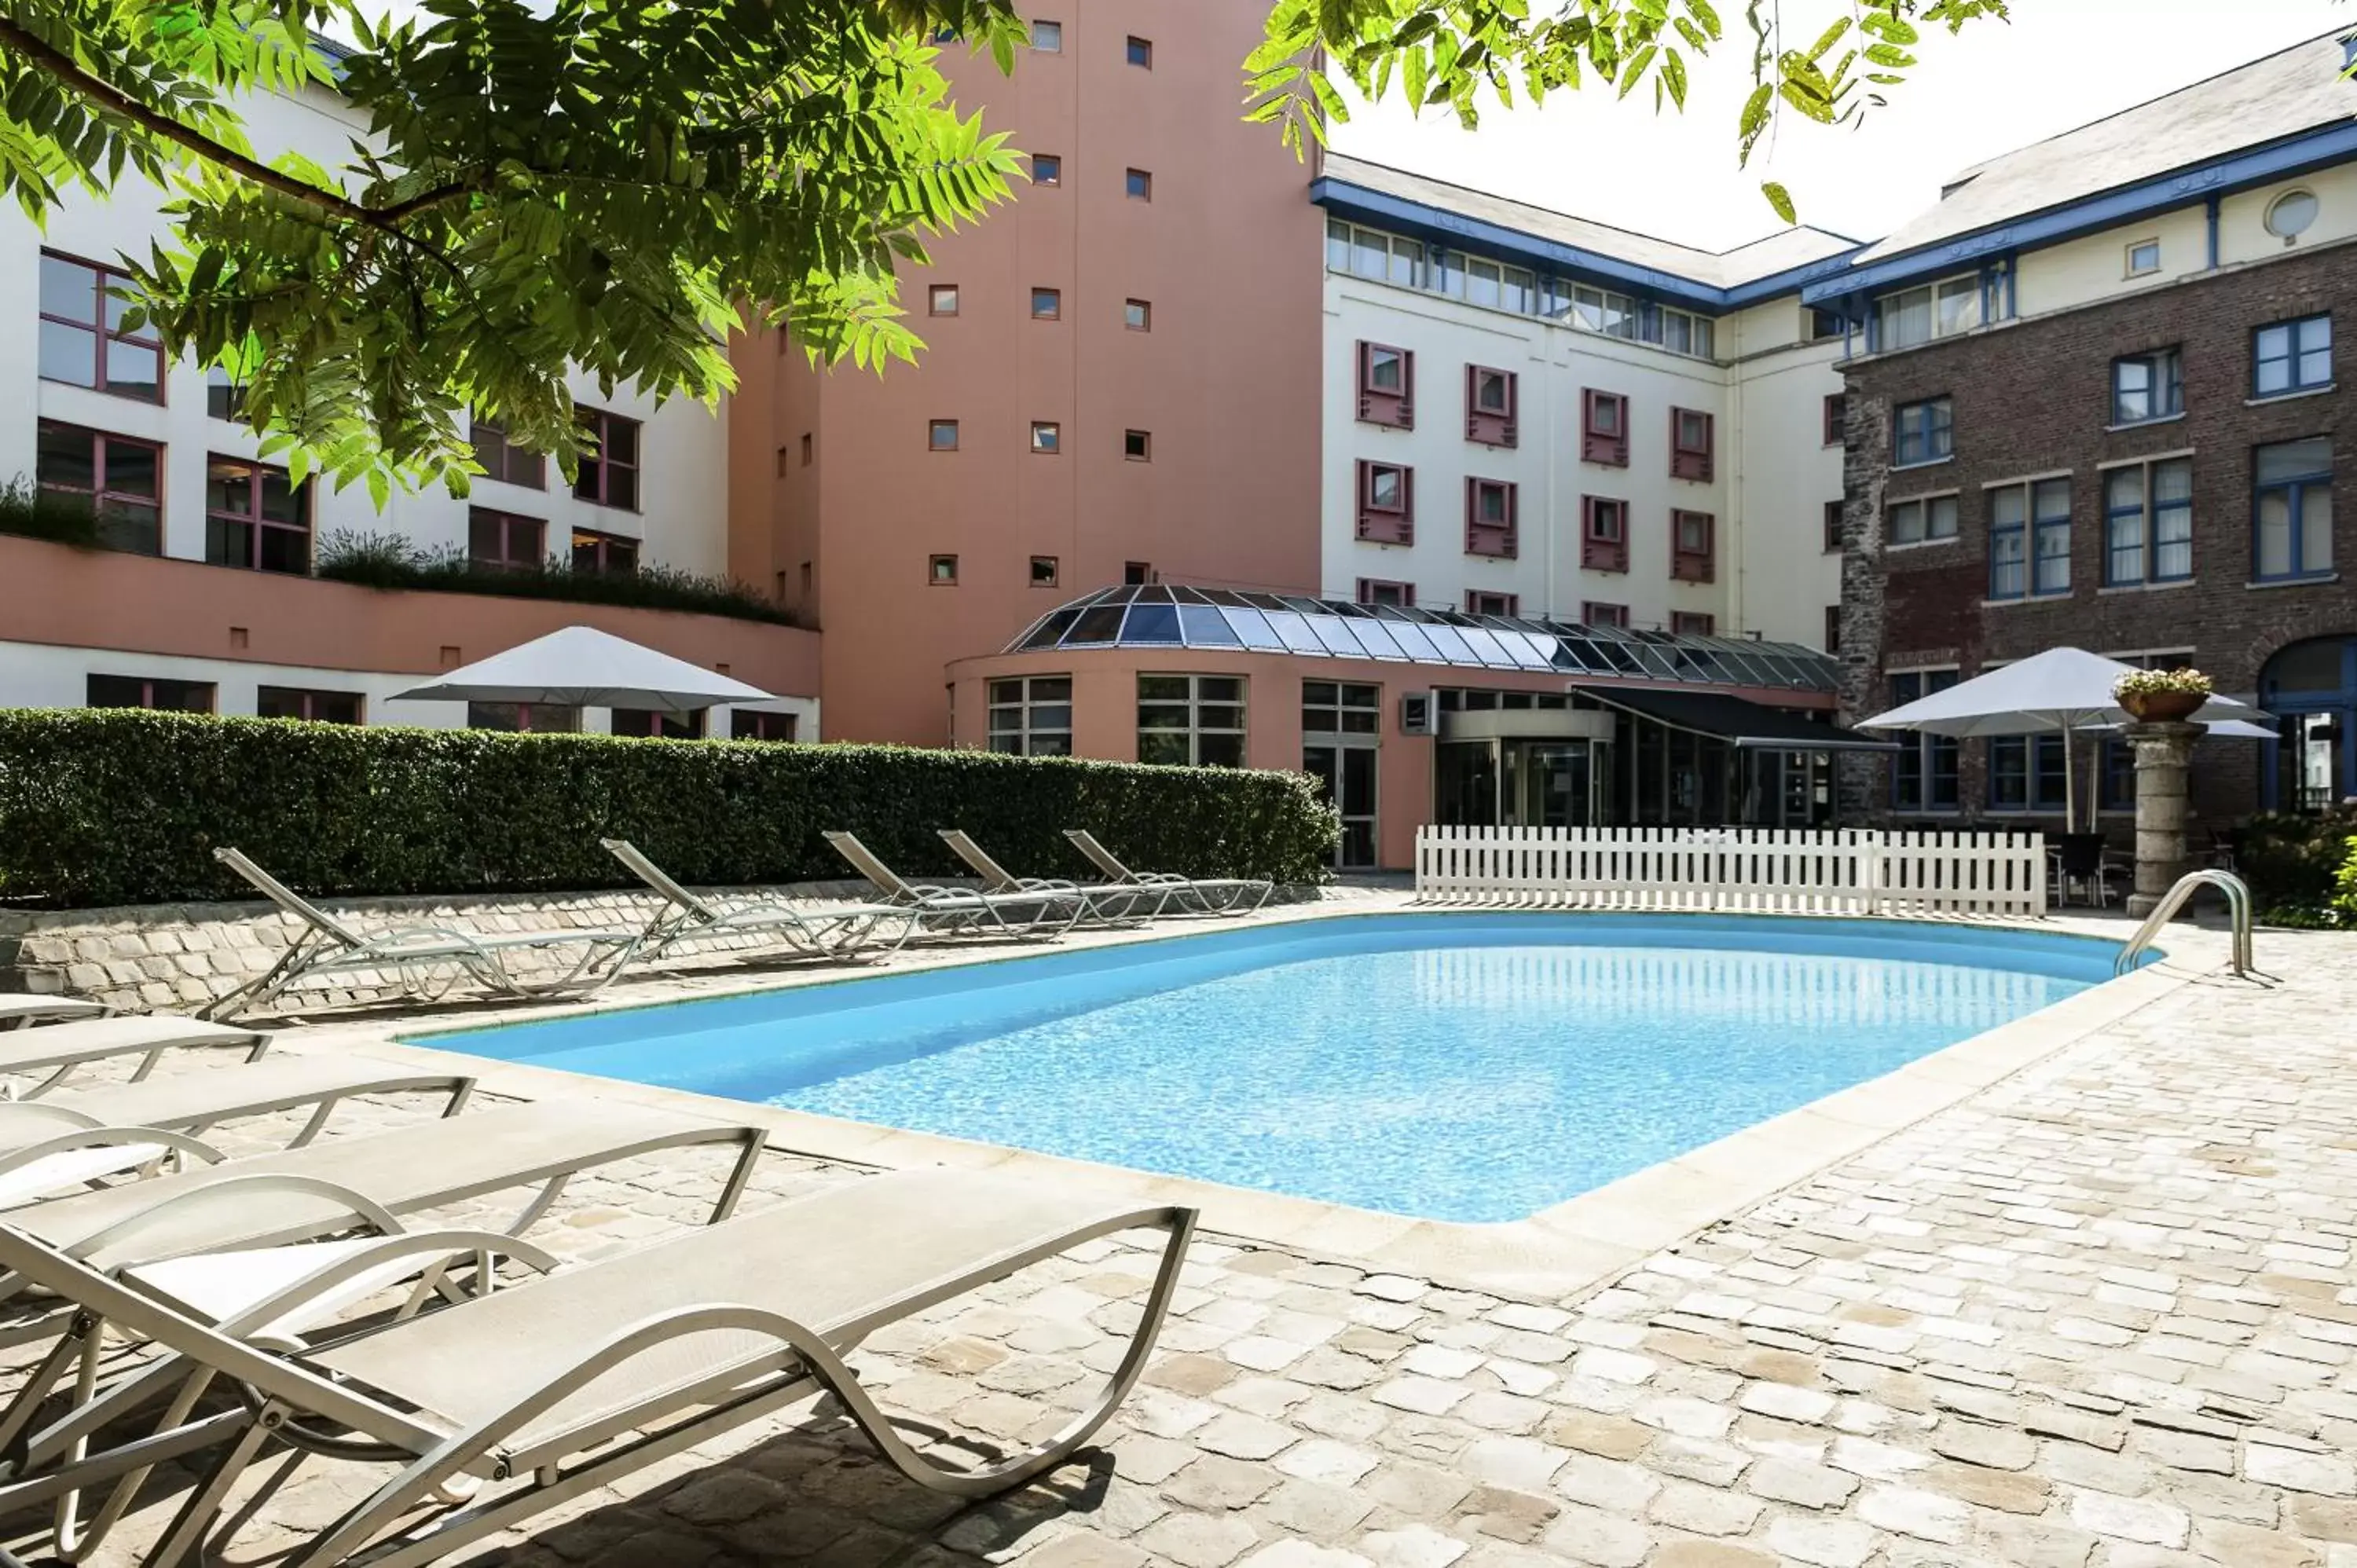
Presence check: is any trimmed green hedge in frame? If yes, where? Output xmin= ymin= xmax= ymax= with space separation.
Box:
xmin=0 ymin=710 xmax=1338 ymax=908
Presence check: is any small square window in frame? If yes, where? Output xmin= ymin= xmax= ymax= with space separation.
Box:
xmin=1670 ymin=611 xmax=1716 ymax=637
xmin=1822 ymin=393 xmax=1845 ymax=446
xmin=1124 ymin=560 xmax=1151 ymax=584
xmin=1125 ymin=168 xmax=1152 ymax=201
xmin=1030 ymin=153 xmax=1061 ymax=187
xmin=1029 ymin=18 xmax=1061 ymax=50
xmin=775 ymin=445 xmax=790 ymax=478
xmin=1031 ymin=555 xmax=1060 ymax=587
xmin=1124 ymin=299 xmax=1151 ymax=332
xmin=1031 ymin=288 xmax=1061 ymax=321
xmin=1465 ymin=590 xmax=1518 ymax=617
xmin=2126 ymin=239 xmax=2161 ymax=277
xmin=929 ymin=419 xmax=959 ymax=452
xmin=929 ymin=284 xmax=959 ymax=316
xmin=1031 ymin=421 xmax=1061 ymax=453
xmin=1126 ymin=35 xmax=1152 ymax=66
xmin=929 ymin=554 xmax=959 ymax=584
xmin=1582 ymin=602 xmax=1629 ymax=628
xmin=1124 ymin=429 xmax=1151 ymax=461
xmin=1824 ymin=499 xmax=1843 ymax=552
xmin=800 ymin=432 xmax=812 ymax=466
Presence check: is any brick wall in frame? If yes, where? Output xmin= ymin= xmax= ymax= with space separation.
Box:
xmin=1836 ymin=241 xmax=2355 ymax=830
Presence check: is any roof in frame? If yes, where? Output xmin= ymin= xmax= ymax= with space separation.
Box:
xmin=1318 ymin=153 xmax=1860 ymax=292
xmin=1574 ymin=686 xmax=1897 ymax=752
xmin=1855 ymin=29 xmax=2357 ymax=265
xmin=1005 ymin=587 xmax=1842 ymax=694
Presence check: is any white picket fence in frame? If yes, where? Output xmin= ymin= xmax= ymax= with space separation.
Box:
xmin=1414 ymin=826 xmax=2048 ymax=918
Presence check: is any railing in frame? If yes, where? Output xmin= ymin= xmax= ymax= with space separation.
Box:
xmin=1414 ymin=826 xmax=2048 ymax=918
xmin=2114 ymin=869 xmax=2254 ymax=977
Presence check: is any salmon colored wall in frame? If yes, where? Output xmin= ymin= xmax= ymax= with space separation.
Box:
xmin=731 ymin=0 xmax=1326 ymax=746
xmin=0 ymin=533 xmax=822 ymax=692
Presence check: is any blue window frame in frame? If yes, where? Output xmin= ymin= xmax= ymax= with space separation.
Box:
xmin=1989 ymin=478 xmax=2070 ymax=600
xmin=1894 ymin=397 xmax=1952 ymax=467
xmin=2102 ymin=459 xmax=2193 ymax=586
xmin=2110 ymin=349 xmax=2182 ymax=425
xmin=2253 ymin=437 xmax=2334 ymax=582
xmin=2254 ymin=315 xmax=2331 ymax=398
xmin=1989 ymin=735 xmax=2069 ymax=813
xmin=1890 ymin=669 xmax=1960 ymax=811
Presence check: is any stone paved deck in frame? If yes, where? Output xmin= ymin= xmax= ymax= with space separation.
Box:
xmin=39 ymin=919 xmax=2357 ymax=1568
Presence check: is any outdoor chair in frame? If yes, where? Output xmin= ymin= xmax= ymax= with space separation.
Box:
xmin=1063 ymin=829 xmax=1274 ymax=915
xmin=201 ymin=848 xmax=644 ymax=1020
xmin=0 ymin=1016 xmax=269 ymax=1101
xmin=823 ymin=831 xmax=1087 ymax=936
xmin=936 ymin=829 xmax=1164 ymax=923
xmin=2051 ymin=833 xmax=2116 ymax=908
xmin=602 ymin=839 xmax=923 ymax=963
xmin=0 ymin=1168 xmax=1193 ymax=1568
xmin=0 ymin=998 xmax=106 ymax=1031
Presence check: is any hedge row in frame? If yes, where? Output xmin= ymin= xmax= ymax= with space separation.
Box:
xmin=0 ymin=710 xmax=1339 ymax=909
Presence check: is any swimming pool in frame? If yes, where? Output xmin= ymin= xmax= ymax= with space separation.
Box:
xmin=422 ymin=914 xmax=2134 ymax=1223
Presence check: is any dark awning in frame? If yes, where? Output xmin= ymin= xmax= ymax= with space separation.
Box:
xmin=1573 ymin=686 xmax=1901 ymax=752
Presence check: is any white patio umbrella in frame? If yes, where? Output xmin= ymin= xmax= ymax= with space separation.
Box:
xmin=390 ymin=625 xmax=775 ymax=718
xmin=1856 ymin=647 xmax=2263 ymax=833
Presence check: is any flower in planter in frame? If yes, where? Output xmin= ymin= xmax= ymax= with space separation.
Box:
xmin=2112 ymin=667 xmax=2214 ymax=702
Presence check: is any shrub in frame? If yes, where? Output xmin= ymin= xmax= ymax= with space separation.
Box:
xmin=2234 ymin=806 xmax=2357 ymax=914
xmin=313 ymin=530 xmax=795 ymax=626
xmin=0 ymin=709 xmax=1338 ymax=908
xmin=0 ymin=478 xmax=104 ymax=549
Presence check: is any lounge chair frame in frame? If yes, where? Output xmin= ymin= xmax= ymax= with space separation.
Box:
xmin=200 ymin=848 xmax=644 ymax=1020
xmin=0 ymin=1017 xmax=269 ymax=1103
xmin=0 ymin=998 xmax=106 ymax=1031
xmin=823 ymin=832 xmax=1087 ymax=938
xmin=1064 ymin=830 xmax=1274 ymax=915
xmin=936 ymin=830 xmax=1164 ymax=923
xmin=601 ymin=839 xmax=922 ymax=962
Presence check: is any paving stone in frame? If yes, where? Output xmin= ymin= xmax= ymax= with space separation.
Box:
xmin=1137 ymin=1513 xmax=1261 ymax=1568
xmin=1355 ymin=1526 xmax=1470 ymax=1568
xmin=1644 ymin=1481 xmax=1761 ymax=1538
xmin=1458 ymin=1485 xmax=1561 ymax=1544
xmin=1928 ymin=1421 xmax=2037 ymax=1470
xmin=1644 ymin=1541 xmax=1777 ymax=1568
xmin=1549 ymin=1451 xmax=1664 ymax=1515
xmin=1765 ymin=1514 xmax=1880 ymax=1568
xmin=1255 ymin=1480 xmax=1376 ymax=1541
xmin=2246 ymin=1443 xmax=2357 ymax=1496
xmin=1743 ymin=1458 xmax=1859 ymax=1510
xmin=1539 ymin=1411 xmax=1653 ymax=1461
xmin=1535 ymin=1504 xmax=1652 ymax=1567
xmin=1856 ymin=1485 xmax=1972 ymax=1545
xmin=2068 ymin=1489 xmax=2192 ymax=1548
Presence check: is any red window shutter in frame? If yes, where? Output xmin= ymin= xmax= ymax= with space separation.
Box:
xmin=1505 ymin=482 xmax=1519 ymax=559
xmin=1582 ymin=390 xmax=1628 ymax=467
xmin=1700 ymin=413 xmax=1715 ymax=482
xmin=1398 ymin=350 xmax=1416 ymax=430
xmin=1401 ymin=467 xmax=1414 ymax=544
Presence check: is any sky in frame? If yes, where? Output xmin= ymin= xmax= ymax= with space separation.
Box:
xmin=1326 ymin=0 xmax=2348 ymax=251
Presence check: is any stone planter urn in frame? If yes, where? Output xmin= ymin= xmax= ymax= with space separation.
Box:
xmin=2120 ymin=689 xmax=2204 ymax=723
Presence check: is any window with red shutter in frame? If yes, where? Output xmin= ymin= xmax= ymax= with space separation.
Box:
xmin=1581 ymin=390 xmax=1629 ymax=466
xmin=1356 ymin=342 xmax=1415 ymax=429
xmin=1581 ymin=602 xmax=1629 ymax=628
xmin=1464 ymin=478 xmax=1517 ymax=559
xmin=1465 ymin=365 xmax=1517 ymax=447
xmin=1355 ymin=460 xmax=1413 ymax=544
xmin=1670 ymin=611 xmax=1717 ymax=636
xmin=1357 ymin=578 xmax=1415 ymax=608
xmin=1581 ymin=496 xmax=1629 ymax=573
xmin=1670 ymin=408 xmax=1714 ymax=482
xmin=1464 ymin=591 xmax=1519 ymax=617
xmin=1670 ymin=510 xmax=1716 ymax=583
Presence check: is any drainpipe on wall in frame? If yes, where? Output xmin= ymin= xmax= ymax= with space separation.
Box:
xmin=1725 ymin=317 xmax=1747 ymax=636
xmin=2206 ymin=194 xmax=2222 ymax=270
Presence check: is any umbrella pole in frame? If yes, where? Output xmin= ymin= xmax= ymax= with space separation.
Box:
xmin=2062 ymin=725 xmax=2077 ymax=836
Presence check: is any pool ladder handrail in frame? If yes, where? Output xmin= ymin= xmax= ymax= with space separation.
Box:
xmin=2113 ymin=869 xmax=2253 ymax=978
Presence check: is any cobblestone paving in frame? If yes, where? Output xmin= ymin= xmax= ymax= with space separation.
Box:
xmin=46 ymin=929 xmax=2357 ymax=1568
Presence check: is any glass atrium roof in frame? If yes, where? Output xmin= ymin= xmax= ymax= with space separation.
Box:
xmin=1006 ymin=587 xmax=1842 ymax=693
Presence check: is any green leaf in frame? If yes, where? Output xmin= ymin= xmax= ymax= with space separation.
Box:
xmin=1761 ymin=180 xmax=1796 ymax=222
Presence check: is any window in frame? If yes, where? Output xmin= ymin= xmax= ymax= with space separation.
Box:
xmin=1659 ymin=309 xmax=1714 ymax=360
xmin=571 ymin=528 xmax=638 ymax=575
xmin=1125 ymin=299 xmax=1151 ymax=332
xmin=990 ymin=676 xmax=1073 ymax=756
xmin=1355 ymin=460 xmax=1412 ymax=544
xmin=929 ymin=553 xmax=959 ymax=585
xmin=467 ymin=702 xmax=580 ymax=733
xmin=1137 ymin=674 xmax=1244 ymax=767
xmin=1356 ymin=342 xmax=1413 ymax=429
xmin=1028 ymin=18 xmax=1060 ymax=50
xmin=469 ymin=416 xmax=546 ymax=488
xmin=34 ymin=421 xmax=161 ymax=554
xmin=1889 ymin=669 xmax=1960 ymax=811
xmin=1465 ymin=366 xmax=1517 ymax=447
xmin=1582 ymin=496 xmax=1629 ymax=573
xmin=1670 ymin=408 xmax=1714 ymax=482
xmin=1031 ymin=555 xmax=1060 ymax=588
xmin=468 ymin=507 xmax=545 ymax=569
xmin=1464 ymin=478 xmax=1517 ymax=558
xmin=207 ymin=367 xmax=247 ymax=423
xmin=1303 ymin=680 xmax=1380 ymax=734
xmin=1031 ymin=287 xmax=1061 ymax=320
xmin=2254 ymin=437 xmax=2333 ymax=581
xmin=1670 ymin=510 xmax=1715 ymax=583
xmin=204 ymin=456 xmax=310 ymax=574
xmin=801 ymin=433 xmax=812 ymax=466
xmin=2125 ymin=239 xmax=2161 ymax=277
xmin=612 ymin=709 xmax=705 ymax=740
xmin=929 ymin=419 xmax=959 ymax=452
xmin=1824 ymin=500 xmax=1844 ymax=553
xmin=2111 ymin=349 xmax=2183 ymax=425
xmin=2255 ymin=315 xmax=2332 ymax=398
xmin=38 ymin=252 xmax=163 ymax=402
xmin=1581 ymin=389 xmax=1629 ymax=466
xmin=1030 ymin=421 xmax=1061 ymax=454
xmin=1356 ymin=578 xmax=1413 ymax=608
xmin=87 ymin=674 xmax=213 ymax=713
xmin=1565 ymin=284 xmax=1637 ymax=338
xmin=1989 ymin=735 xmax=2069 ymax=813
xmin=1126 ymin=35 xmax=1152 ymax=66
xmin=1124 ymin=429 xmax=1151 ymax=461
xmin=572 ymin=408 xmax=640 ymax=510
xmin=1804 ymin=306 xmax=1846 ymax=343
xmin=1823 ymin=394 xmax=1845 ymax=446
xmin=256 ymin=687 xmax=364 ymax=724
xmin=1125 ymin=168 xmax=1152 ymax=201
xmin=1029 ymin=153 xmax=1061 ymax=186
xmin=1824 ymin=606 xmax=1842 ymax=653
xmin=1124 ymin=561 xmax=1152 ymax=584
xmin=1326 ymin=220 xmax=1425 ymax=288
xmin=929 ymin=284 xmax=960 ymax=316
xmin=1894 ymin=396 xmax=1953 ymax=466
xmin=732 ymin=710 xmax=799 ymax=742
xmin=2102 ymin=459 xmax=2193 ymax=586
xmin=1989 ymin=477 xmax=2070 ymax=601
xmin=1875 ymin=274 xmax=1979 ymax=350
xmin=1582 ymin=602 xmax=1629 ymax=628
xmin=1669 ymin=611 xmax=1716 ymax=637
xmin=2266 ymin=189 xmax=2320 ymax=241
xmin=1889 ymin=494 xmax=1959 ymax=545
xmin=1465 ymin=591 xmax=1518 ymax=617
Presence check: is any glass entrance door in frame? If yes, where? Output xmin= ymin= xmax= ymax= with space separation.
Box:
xmin=1516 ymin=742 xmax=1594 ymax=828
xmin=2262 ymin=637 xmax=2357 ymax=810
xmin=1304 ymin=744 xmax=1379 ymax=867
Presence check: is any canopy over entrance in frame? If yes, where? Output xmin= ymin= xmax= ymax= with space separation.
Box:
xmin=1574 ymin=686 xmax=1900 ymax=752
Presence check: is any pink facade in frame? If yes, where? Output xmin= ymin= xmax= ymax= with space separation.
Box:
xmin=728 ymin=0 xmax=1325 ymax=745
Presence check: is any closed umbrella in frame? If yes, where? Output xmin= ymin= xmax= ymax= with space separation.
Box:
xmin=390 ymin=626 xmax=775 ymax=717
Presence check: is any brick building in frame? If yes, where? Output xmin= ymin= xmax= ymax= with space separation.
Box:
xmin=1815 ymin=30 xmax=2357 ymax=830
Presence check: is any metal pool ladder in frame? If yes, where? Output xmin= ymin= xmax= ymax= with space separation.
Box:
xmin=2113 ymin=869 xmax=2254 ymax=978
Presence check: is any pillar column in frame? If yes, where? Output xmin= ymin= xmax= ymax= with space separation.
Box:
xmin=2124 ymin=720 xmax=2201 ymax=918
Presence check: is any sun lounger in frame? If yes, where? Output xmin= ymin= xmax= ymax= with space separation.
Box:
xmin=0 ymin=998 xmax=106 ymax=1030
xmin=602 ymin=838 xmax=922 ymax=962
xmin=201 ymin=847 xmax=644 ymax=1020
xmin=0 ymin=1168 xmax=1191 ymax=1568
xmin=823 ymin=831 xmax=1087 ymax=936
xmin=0 ymin=1015 xmax=269 ymax=1101
xmin=937 ymin=829 xmax=1164 ymax=922
xmin=1064 ymin=829 xmax=1274 ymax=915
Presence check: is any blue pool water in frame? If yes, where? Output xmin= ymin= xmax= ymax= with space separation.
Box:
xmin=422 ymin=914 xmax=2130 ymax=1222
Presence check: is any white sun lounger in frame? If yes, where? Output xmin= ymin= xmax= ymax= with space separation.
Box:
xmin=0 ymin=1016 xmax=269 ymax=1101
xmin=601 ymin=838 xmax=923 ymax=962
xmin=823 ymin=831 xmax=1087 ymax=936
xmin=937 ymin=829 xmax=1164 ymax=922
xmin=0 ymin=1168 xmax=1192 ymax=1568
xmin=0 ymin=998 xmax=106 ymax=1031
xmin=201 ymin=848 xmax=644 ymax=1020
xmin=1065 ymin=829 xmax=1274 ymax=915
